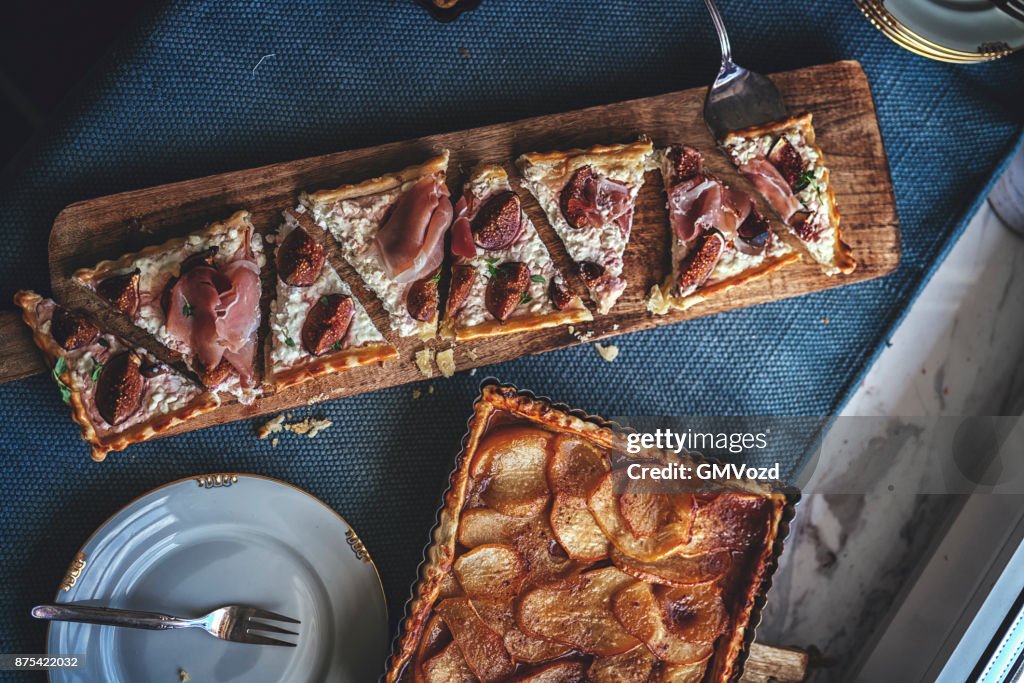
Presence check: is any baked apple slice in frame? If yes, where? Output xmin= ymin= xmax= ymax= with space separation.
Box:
xmin=550 ymin=494 xmax=609 ymax=562
xmin=421 ymin=642 xmax=476 ymax=683
xmin=471 ymin=425 xmax=553 ymax=518
xmin=471 ymin=599 xmax=571 ymax=664
xmin=547 ymin=434 xmax=611 ymax=561
xmin=517 ymin=567 xmax=640 ymax=656
xmin=610 ymin=547 xmax=731 ymax=587
xmin=656 ymin=660 xmax=712 ymax=682
xmin=458 ymin=508 xmax=525 ymax=548
xmin=611 ymin=581 xmax=726 ymax=665
xmin=435 ymin=598 xmax=515 ymax=682
xmin=453 ymin=543 xmax=526 ymax=602
xmin=510 ymin=660 xmax=586 ymax=682
xmin=588 ymin=473 xmax=694 ymax=561
xmin=588 ymin=646 xmax=656 ymax=683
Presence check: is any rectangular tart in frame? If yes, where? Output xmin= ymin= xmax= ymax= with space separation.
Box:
xmin=386 ymin=384 xmax=793 ymax=683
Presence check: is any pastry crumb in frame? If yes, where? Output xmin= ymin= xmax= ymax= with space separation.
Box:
xmin=415 ymin=348 xmax=435 ymax=378
xmin=412 ymin=388 xmax=422 ymax=400
xmin=594 ymin=343 xmax=619 ymax=362
xmin=257 ymin=414 xmax=286 ymax=439
xmin=178 ymin=669 xmax=191 ymax=683
xmin=821 ymin=316 xmax=830 ymax=325
xmin=612 ymin=323 xmax=621 ymax=331
xmin=428 ymin=384 xmax=435 ymax=394
xmin=465 ymin=348 xmax=479 ymax=361
xmin=436 ymin=348 xmax=456 ymax=378
xmin=258 ymin=413 xmax=332 ymax=440
xmin=470 ymin=368 xmax=477 ymax=376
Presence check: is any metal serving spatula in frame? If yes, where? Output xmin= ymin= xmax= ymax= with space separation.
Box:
xmin=701 ymin=0 xmax=788 ymax=141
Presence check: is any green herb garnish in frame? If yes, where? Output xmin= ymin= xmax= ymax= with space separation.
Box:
xmin=97 ymin=338 xmax=109 ymax=348
xmin=530 ymin=275 xmax=546 ymax=284
xmin=284 ymin=336 xmax=296 ymax=348
xmin=484 ymin=257 xmax=500 ymax=277
xmin=794 ymin=171 xmax=815 ymax=192
xmin=331 ymin=340 xmax=343 ymax=352
xmin=320 ymin=295 xmax=329 ymax=306
xmin=182 ymin=300 xmax=193 ymax=317
xmin=520 ymin=293 xmax=533 ymax=304
xmin=430 ymin=272 xmax=441 ymax=284
xmin=52 ymin=356 xmax=71 ymax=404
xmin=90 ymin=360 xmax=104 ymax=383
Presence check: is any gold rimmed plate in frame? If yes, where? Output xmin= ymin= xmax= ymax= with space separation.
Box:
xmin=856 ymin=0 xmax=1023 ymax=62
xmin=46 ymin=474 xmax=388 ymax=682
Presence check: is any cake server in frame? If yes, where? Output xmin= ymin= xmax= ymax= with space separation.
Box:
xmin=701 ymin=0 xmax=788 ymax=141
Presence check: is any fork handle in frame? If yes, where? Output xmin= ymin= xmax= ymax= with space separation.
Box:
xmin=31 ymin=604 xmax=192 ymax=630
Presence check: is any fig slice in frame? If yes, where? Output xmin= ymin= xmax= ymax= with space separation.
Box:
xmin=588 ymin=646 xmax=656 ymax=683
xmin=421 ymin=642 xmax=476 ymax=683
xmin=471 ymin=599 xmax=571 ymax=664
xmin=517 ymin=567 xmax=640 ymax=656
xmin=587 ymin=473 xmax=693 ymax=562
xmin=472 ymin=425 xmax=552 ymax=518
xmin=453 ymin=544 xmax=526 ymax=602
xmin=610 ymin=547 xmax=731 ymax=587
xmin=435 ymin=598 xmax=515 ymax=682
xmin=656 ymin=659 xmax=712 ymax=683
xmin=511 ymin=660 xmax=586 ymax=682
xmin=611 ymin=581 xmax=726 ymax=665
xmin=550 ymin=493 xmax=608 ymax=562
xmin=95 ymin=352 xmax=144 ymax=425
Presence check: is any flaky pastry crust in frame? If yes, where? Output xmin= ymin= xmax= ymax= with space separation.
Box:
xmin=14 ymin=290 xmax=219 ymax=461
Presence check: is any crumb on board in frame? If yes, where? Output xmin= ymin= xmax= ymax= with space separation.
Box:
xmin=428 ymin=384 xmax=435 ymax=394
xmin=612 ymin=323 xmax=621 ymax=331
xmin=594 ymin=343 xmax=619 ymax=362
xmin=436 ymin=348 xmax=456 ymax=378
xmin=415 ymin=348 xmax=435 ymax=378
xmin=178 ymin=669 xmax=191 ymax=683
xmin=465 ymin=348 xmax=479 ymax=361
xmin=258 ymin=414 xmax=332 ymax=440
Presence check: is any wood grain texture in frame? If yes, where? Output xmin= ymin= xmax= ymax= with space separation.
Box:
xmin=2 ymin=61 xmax=898 ymax=446
xmin=741 ymin=643 xmax=810 ymax=682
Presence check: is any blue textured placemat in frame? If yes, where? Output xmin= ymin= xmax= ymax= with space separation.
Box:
xmin=0 ymin=1 xmax=1021 ymax=678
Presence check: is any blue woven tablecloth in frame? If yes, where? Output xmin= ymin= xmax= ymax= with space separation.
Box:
xmin=0 ymin=1 xmax=1021 ymax=677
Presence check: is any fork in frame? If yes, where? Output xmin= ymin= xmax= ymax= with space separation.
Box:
xmin=31 ymin=603 xmax=300 ymax=647
xmin=701 ymin=0 xmax=788 ymax=141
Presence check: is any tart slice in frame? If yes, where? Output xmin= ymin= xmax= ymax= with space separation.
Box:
xmin=517 ymin=141 xmax=655 ymax=314
xmin=73 ymin=211 xmax=265 ymax=404
xmin=722 ymin=113 xmax=855 ymax=275
xmin=443 ymin=165 xmax=592 ymax=341
xmin=647 ymin=145 xmax=800 ymax=314
xmin=300 ymin=152 xmax=453 ymax=340
xmin=266 ymin=212 xmax=398 ymax=391
xmin=15 ymin=291 xmax=219 ymax=461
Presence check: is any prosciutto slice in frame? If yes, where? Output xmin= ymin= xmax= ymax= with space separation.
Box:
xmin=374 ymin=175 xmax=453 ymax=283
xmin=667 ymin=177 xmax=719 ymax=244
xmin=668 ymin=176 xmax=756 ymax=245
xmin=165 ymin=258 xmax=261 ymax=387
xmin=567 ymin=174 xmax=633 ymax=234
xmin=450 ymin=193 xmax=477 ymax=258
xmin=738 ymin=158 xmax=801 ymax=222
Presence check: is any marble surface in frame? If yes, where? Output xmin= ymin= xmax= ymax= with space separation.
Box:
xmin=755 ymin=191 xmax=1024 ymax=679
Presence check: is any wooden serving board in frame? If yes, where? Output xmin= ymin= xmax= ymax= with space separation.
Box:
xmin=6 ymin=60 xmax=899 ymax=441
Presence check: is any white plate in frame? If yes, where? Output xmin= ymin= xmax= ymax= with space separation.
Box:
xmin=885 ymin=0 xmax=1024 ymax=54
xmin=46 ymin=474 xmax=388 ymax=683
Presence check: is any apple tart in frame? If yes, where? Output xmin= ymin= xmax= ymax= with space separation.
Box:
xmin=387 ymin=384 xmax=794 ymax=683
